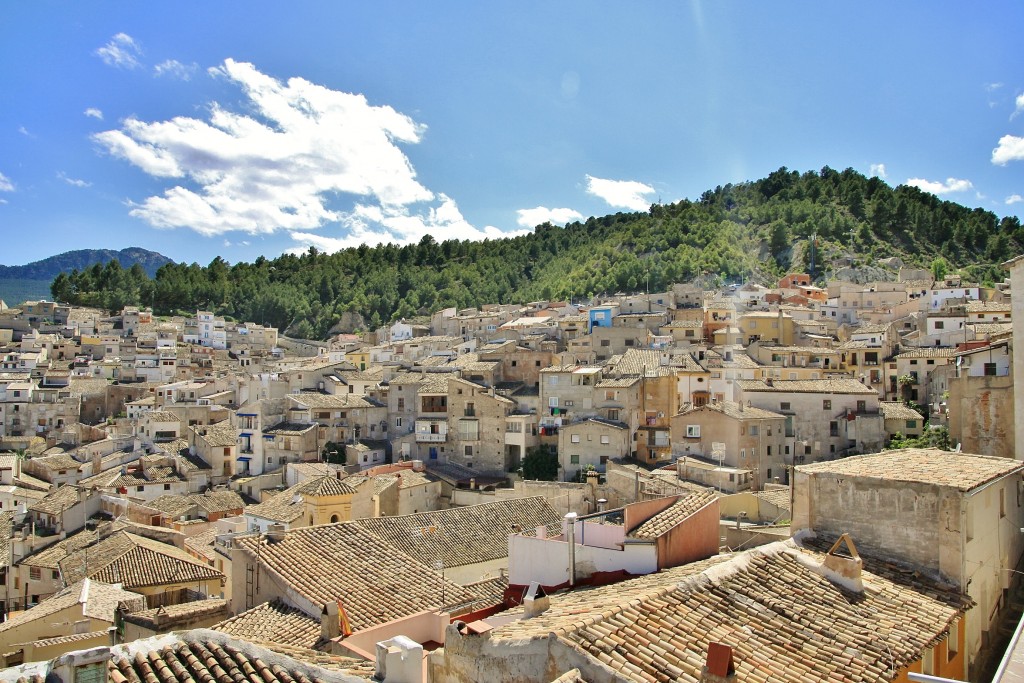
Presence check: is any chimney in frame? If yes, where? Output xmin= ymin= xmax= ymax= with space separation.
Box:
xmin=534 ymin=525 xmax=546 ymax=539
xmin=411 ymin=459 xmax=425 ymax=472
xmin=523 ymin=582 xmax=550 ymax=618
xmin=597 ymin=498 xmax=607 ymax=513
xmin=822 ymin=533 xmax=864 ymax=592
xmin=701 ymin=642 xmax=736 ymax=683
xmin=266 ymin=523 xmax=286 ymax=543
xmin=375 ymin=635 xmax=423 ymax=683
xmin=321 ymin=601 xmax=340 ymax=640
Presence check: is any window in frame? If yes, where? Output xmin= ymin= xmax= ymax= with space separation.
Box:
xmin=464 ymin=445 xmax=473 ymax=456
xmin=571 ymin=434 xmax=581 ymax=443
xmin=511 ymin=360 xmax=517 ymax=367
xmin=397 ymin=398 xmax=405 ymax=410
xmin=856 ymin=400 xmax=867 ymax=412
xmin=749 ymin=426 xmax=759 ymax=436
xmin=804 ymin=444 xmax=811 ymax=455
xmin=600 ymin=435 xmax=610 ymax=444
xmin=686 ymin=425 xmax=700 ymax=438
xmin=985 ymin=362 xmax=998 ymax=376
xmin=822 ymin=400 xmax=831 ymax=410
xmin=163 ymin=483 xmax=171 ymax=491
xmin=780 ymin=402 xmax=791 ymax=411
xmin=935 ymin=321 xmax=945 ymax=330
xmin=396 ymin=417 xmax=403 ymax=427
xmin=830 ymin=421 xmax=839 ymax=437
xmin=29 ymin=567 xmax=40 ymax=581
xmin=137 ymin=485 xmax=145 ymax=492
xmin=905 ymin=420 xmax=916 ymax=429
xmin=600 ymin=339 xmax=610 ymax=347
xmin=607 ymin=409 xmax=619 ymax=421
xmin=570 ymin=454 xmax=580 ymax=464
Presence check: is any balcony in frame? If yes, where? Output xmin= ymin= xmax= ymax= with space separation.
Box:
xmin=463 ymin=408 xmax=476 ymax=417
xmin=416 ymin=433 xmax=447 ymax=443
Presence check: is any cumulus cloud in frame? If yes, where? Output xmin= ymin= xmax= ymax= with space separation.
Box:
xmin=154 ymin=59 xmax=198 ymax=81
xmin=516 ymin=206 xmax=584 ymax=228
xmin=869 ymin=163 xmax=887 ymax=179
xmin=57 ymin=171 xmax=91 ymax=188
xmin=84 ymin=108 xmax=104 ymax=120
xmin=585 ymin=175 xmax=655 ymax=211
xmin=95 ymin=59 xmax=523 ymax=247
xmin=95 ymin=33 xmax=142 ymax=69
xmin=0 ymin=172 xmax=13 ymax=192
xmin=1007 ymin=194 xmax=1023 ymax=205
xmin=993 ymin=135 xmax=1024 ymax=165
xmin=288 ymin=195 xmax=528 ymax=254
xmin=1012 ymin=93 xmax=1024 ymax=120
xmin=905 ymin=177 xmax=973 ymax=195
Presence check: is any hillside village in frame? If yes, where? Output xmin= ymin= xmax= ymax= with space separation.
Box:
xmin=0 ymin=258 xmax=1021 ymax=682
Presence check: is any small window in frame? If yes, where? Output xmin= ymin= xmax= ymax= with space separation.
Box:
xmin=822 ymin=400 xmax=831 ymax=410
xmin=571 ymin=434 xmax=580 ymax=444
xmin=600 ymin=435 xmax=610 ymax=445
xmin=163 ymin=483 xmax=171 ymax=491
xmin=905 ymin=420 xmax=916 ymax=429
xmin=29 ymin=567 xmax=40 ymax=581
xmin=464 ymin=445 xmax=473 ymax=456
xmin=780 ymin=402 xmax=791 ymax=411
xmin=137 ymin=485 xmax=145 ymax=492
xmin=686 ymin=425 xmax=700 ymax=438
xmin=570 ymin=454 xmax=580 ymax=464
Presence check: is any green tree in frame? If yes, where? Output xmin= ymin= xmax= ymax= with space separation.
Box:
xmin=521 ymin=447 xmax=559 ymax=481
xmin=930 ymin=257 xmax=948 ymax=282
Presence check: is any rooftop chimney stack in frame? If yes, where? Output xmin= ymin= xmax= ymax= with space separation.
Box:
xmin=701 ymin=642 xmax=737 ymax=683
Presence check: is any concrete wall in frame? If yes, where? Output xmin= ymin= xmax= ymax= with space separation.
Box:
xmin=507 ymin=534 xmax=657 ymax=587
xmin=655 ymin=498 xmax=720 ymax=569
xmin=1011 ymin=258 xmax=1024 ymax=461
xmin=430 ymin=624 xmax=628 ymax=683
xmin=948 ymin=373 xmax=1014 ymax=459
xmin=793 ymin=467 xmax=1024 ymax=670
xmin=450 ymin=480 xmax=596 ymax=517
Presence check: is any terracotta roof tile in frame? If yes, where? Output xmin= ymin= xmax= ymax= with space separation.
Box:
xmin=487 ymin=539 xmax=968 ymax=682
xmin=234 ymin=525 xmax=475 ymax=632
xmin=212 ymin=599 xmax=325 ymax=650
xmin=629 ymin=491 xmax=717 ymax=539
xmin=797 ymin=448 xmax=1024 ymax=491
xmin=352 ymin=496 xmax=561 ymax=569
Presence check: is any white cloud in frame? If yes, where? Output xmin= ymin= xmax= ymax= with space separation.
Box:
xmin=154 ymin=59 xmax=198 ymax=81
xmin=57 ymin=171 xmax=91 ymax=188
xmin=289 ymin=196 xmax=528 ymax=254
xmin=516 ymin=206 xmax=584 ymax=228
xmin=1012 ymin=93 xmax=1024 ymax=120
xmin=585 ymin=175 xmax=655 ymax=211
xmin=905 ymin=177 xmax=973 ymax=195
xmin=0 ymin=172 xmax=13 ymax=192
xmin=84 ymin=108 xmax=104 ymax=120
xmin=869 ymin=163 xmax=887 ymax=179
xmin=993 ymin=135 xmax=1024 ymax=165
xmin=1007 ymin=194 xmax=1023 ymax=205
xmin=986 ymin=82 xmax=1004 ymax=92
xmin=17 ymin=126 xmax=33 ymax=137
xmin=95 ymin=60 xmax=524 ymax=247
xmin=95 ymin=33 xmax=142 ymax=69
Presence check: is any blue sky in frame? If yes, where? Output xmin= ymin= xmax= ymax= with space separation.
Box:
xmin=2 ymin=2 xmax=1023 ymax=266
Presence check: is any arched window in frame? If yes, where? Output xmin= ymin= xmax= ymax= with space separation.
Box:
xmin=330 ymin=514 xmax=340 ymax=523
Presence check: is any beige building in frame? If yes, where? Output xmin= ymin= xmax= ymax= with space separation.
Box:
xmin=558 ymin=418 xmax=629 ymax=481
xmin=793 ymin=449 xmax=1024 ymax=674
xmin=447 ymin=376 xmax=515 ymax=475
xmin=243 ymin=474 xmax=356 ymax=531
xmin=736 ymin=378 xmax=884 ymax=462
xmin=879 ymin=401 xmax=925 ymax=442
xmin=0 ymin=579 xmax=145 ymax=666
xmin=672 ymin=401 xmax=789 ymax=489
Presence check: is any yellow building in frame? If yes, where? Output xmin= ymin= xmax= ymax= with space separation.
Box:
xmin=738 ymin=311 xmax=795 ymax=345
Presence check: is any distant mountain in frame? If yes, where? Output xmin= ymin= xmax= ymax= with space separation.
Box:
xmin=0 ymin=248 xmax=174 ymax=280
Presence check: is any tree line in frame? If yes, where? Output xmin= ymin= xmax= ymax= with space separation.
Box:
xmin=52 ymin=167 xmax=1023 ymax=339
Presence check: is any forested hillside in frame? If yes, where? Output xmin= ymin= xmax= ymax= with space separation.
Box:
xmin=51 ymin=167 xmax=1023 ymax=339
